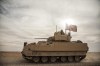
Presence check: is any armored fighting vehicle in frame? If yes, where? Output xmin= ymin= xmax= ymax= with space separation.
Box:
xmin=21 ymin=25 xmax=88 ymax=63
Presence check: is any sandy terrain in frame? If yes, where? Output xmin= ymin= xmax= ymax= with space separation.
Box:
xmin=0 ymin=52 xmax=100 ymax=66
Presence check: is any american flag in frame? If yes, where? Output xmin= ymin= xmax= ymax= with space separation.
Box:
xmin=65 ymin=24 xmax=77 ymax=32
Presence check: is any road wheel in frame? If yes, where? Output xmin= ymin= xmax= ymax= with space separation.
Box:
xmin=68 ymin=56 xmax=74 ymax=62
xmin=75 ymin=56 xmax=81 ymax=62
xmin=60 ymin=56 xmax=67 ymax=62
xmin=81 ymin=55 xmax=86 ymax=60
xmin=50 ymin=56 xmax=57 ymax=62
xmin=32 ymin=56 xmax=40 ymax=62
xmin=41 ymin=56 xmax=48 ymax=63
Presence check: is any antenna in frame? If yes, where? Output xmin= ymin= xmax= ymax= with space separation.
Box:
xmin=65 ymin=29 xmax=66 ymax=34
xmin=56 ymin=25 xmax=57 ymax=32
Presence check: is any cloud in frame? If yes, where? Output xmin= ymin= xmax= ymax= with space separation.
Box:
xmin=0 ymin=0 xmax=100 ymax=52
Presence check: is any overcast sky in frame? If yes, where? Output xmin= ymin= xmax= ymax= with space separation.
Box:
xmin=0 ymin=0 xmax=100 ymax=52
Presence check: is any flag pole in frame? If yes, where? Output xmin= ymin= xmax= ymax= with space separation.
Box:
xmin=65 ymin=24 xmax=68 ymax=34
xmin=65 ymin=29 xmax=66 ymax=34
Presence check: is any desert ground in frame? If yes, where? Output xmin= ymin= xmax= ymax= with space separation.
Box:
xmin=0 ymin=52 xmax=100 ymax=66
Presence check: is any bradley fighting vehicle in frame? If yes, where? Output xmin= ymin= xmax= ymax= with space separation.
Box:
xmin=21 ymin=25 xmax=88 ymax=63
